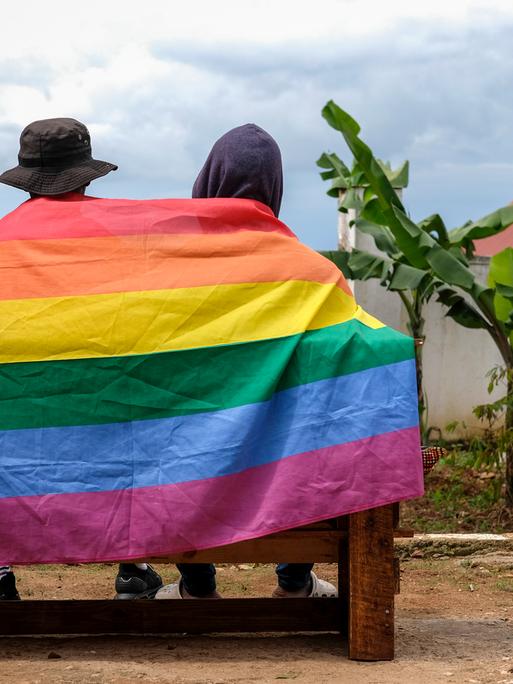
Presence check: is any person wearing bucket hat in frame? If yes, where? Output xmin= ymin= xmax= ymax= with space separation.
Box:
xmin=0 ymin=117 xmax=164 ymax=602
xmin=0 ymin=117 xmax=117 ymax=195
xmin=0 ymin=116 xmax=115 ymax=601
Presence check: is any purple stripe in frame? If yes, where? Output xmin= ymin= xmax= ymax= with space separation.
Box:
xmin=0 ymin=427 xmax=423 ymax=564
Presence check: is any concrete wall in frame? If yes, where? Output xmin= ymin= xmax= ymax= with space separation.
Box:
xmin=353 ymin=244 xmax=503 ymax=437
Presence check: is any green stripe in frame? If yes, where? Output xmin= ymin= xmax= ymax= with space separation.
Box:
xmin=0 ymin=320 xmax=413 ymax=431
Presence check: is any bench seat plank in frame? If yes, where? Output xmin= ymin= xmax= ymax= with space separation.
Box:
xmin=0 ymin=598 xmax=343 ymax=636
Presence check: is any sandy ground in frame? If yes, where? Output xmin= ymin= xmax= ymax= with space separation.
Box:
xmin=1 ymin=557 xmax=512 ymax=684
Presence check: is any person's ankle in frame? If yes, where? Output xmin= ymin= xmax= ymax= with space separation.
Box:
xmin=180 ymin=584 xmax=221 ymax=599
xmin=272 ymin=577 xmax=312 ymax=598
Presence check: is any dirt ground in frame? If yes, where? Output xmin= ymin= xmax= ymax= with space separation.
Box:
xmin=1 ymin=557 xmax=512 ymax=684
xmin=401 ymin=463 xmax=513 ymax=534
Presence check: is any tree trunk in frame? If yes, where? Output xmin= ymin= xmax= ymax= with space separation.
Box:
xmin=411 ymin=290 xmax=427 ymax=441
xmin=505 ymin=370 xmax=513 ymax=508
xmin=414 ymin=336 xmax=427 ymax=440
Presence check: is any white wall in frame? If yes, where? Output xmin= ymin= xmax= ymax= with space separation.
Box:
xmin=353 ymin=249 xmax=503 ymax=438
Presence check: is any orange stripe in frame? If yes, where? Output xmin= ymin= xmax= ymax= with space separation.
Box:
xmin=1 ymin=231 xmax=352 ymax=300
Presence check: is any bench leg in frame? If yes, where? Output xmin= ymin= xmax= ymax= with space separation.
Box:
xmin=347 ymin=504 xmax=395 ymax=660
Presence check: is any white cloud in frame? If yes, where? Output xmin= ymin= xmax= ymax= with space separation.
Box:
xmin=2 ymin=1 xmax=513 ymax=60
xmin=1 ymin=0 xmax=513 ymax=248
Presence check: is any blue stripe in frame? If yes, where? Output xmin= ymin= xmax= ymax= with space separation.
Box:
xmin=0 ymin=359 xmax=418 ymax=498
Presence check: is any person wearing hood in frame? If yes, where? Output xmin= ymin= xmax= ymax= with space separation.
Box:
xmin=155 ymin=124 xmax=337 ymax=600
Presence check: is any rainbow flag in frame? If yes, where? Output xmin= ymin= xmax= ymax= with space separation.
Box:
xmin=0 ymin=195 xmax=423 ymax=564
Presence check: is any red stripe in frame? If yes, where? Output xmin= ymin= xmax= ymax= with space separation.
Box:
xmin=0 ymin=195 xmax=295 ymax=241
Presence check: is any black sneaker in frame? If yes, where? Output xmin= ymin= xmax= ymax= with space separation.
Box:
xmin=114 ymin=563 xmax=163 ymax=599
xmin=0 ymin=571 xmax=20 ymax=600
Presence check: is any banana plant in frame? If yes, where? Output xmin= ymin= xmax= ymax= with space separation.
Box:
xmin=317 ymin=153 xmax=408 ymax=214
xmin=319 ymin=100 xmax=513 ymax=505
xmin=320 ymin=246 xmax=432 ymax=439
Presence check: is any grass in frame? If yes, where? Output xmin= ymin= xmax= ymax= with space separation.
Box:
xmin=401 ymin=448 xmax=513 ymax=533
xmin=496 ymin=579 xmax=513 ymax=592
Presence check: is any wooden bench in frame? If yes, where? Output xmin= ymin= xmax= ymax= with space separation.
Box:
xmin=1 ymin=503 xmax=411 ymax=660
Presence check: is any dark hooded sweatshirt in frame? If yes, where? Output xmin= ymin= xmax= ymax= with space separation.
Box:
xmin=192 ymin=123 xmax=283 ymax=217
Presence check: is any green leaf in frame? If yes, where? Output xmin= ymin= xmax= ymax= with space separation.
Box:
xmin=327 ymin=176 xmax=349 ymax=197
xmin=472 ymin=281 xmax=494 ymax=304
xmin=496 ymin=284 xmax=513 ymax=299
xmin=489 ymin=247 xmax=513 ymax=323
xmin=316 ymin=152 xmax=335 ymax=169
xmin=425 ymin=244 xmax=475 ymax=289
xmin=359 ymin=197 xmax=389 ymax=226
xmin=449 ymin=205 xmax=513 ymax=246
xmin=319 ymin=250 xmax=352 ymax=278
xmin=319 ymin=169 xmax=338 ymax=181
xmin=331 ymin=153 xmax=351 ymax=178
xmin=435 ymin=286 xmax=489 ymax=329
xmin=418 ymin=214 xmax=449 ymax=246
xmin=447 ymin=245 xmax=470 ymax=266
xmin=389 ymin=263 xmax=427 ymax=291
xmin=363 ymin=186 xmax=374 ymax=202
xmin=347 ymin=249 xmax=391 ymax=282
xmin=322 ymin=100 xmax=361 ymax=136
xmin=435 ymin=285 xmax=461 ymax=308
xmin=489 ymin=247 xmax=513 ymax=286
xmin=320 ymin=100 xmax=486 ymax=292
xmin=445 ymin=300 xmax=489 ymax=329
xmin=385 ymin=159 xmax=409 ymax=188
xmin=339 ymin=187 xmax=363 ymax=211
xmin=317 ymin=151 xmax=352 ymax=197
xmin=322 ymin=102 xmax=404 ymax=211
xmin=353 ymin=217 xmax=399 ymax=256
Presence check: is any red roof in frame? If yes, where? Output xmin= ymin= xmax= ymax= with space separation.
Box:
xmin=474 ymin=222 xmax=513 ymax=257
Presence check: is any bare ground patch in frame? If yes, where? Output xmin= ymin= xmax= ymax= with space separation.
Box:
xmin=0 ymin=558 xmax=512 ymax=683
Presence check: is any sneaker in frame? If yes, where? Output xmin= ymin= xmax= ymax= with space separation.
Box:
xmin=0 ymin=571 xmax=21 ymax=600
xmin=272 ymin=572 xmax=337 ymax=598
xmin=114 ymin=563 xmax=163 ymax=600
xmin=307 ymin=571 xmax=337 ymax=598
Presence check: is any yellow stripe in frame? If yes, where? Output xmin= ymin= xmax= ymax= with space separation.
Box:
xmin=0 ymin=281 xmax=357 ymax=363
xmin=353 ymin=306 xmax=385 ymax=330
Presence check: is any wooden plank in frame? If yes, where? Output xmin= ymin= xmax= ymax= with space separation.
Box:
xmin=393 ymin=528 xmax=414 ymax=539
xmin=294 ymin=520 xmax=340 ymax=530
xmin=393 ymin=557 xmax=401 ymax=595
xmin=0 ymin=598 xmax=341 ymax=636
xmin=392 ymin=502 xmax=400 ymax=528
xmin=142 ymin=531 xmax=345 ymax=564
xmin=392 ymin=502 xmax=414 ymax=537
xmin=347 ymin=505 xmax=395 ymax=661
xmin=337 ymin=535 xmax=350 ymax=639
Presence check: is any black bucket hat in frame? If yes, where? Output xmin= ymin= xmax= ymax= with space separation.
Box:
xmin=0 ymin=117 xmax=117 ymax=195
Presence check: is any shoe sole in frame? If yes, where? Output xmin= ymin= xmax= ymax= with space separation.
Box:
xmin=114 ymin=584 xmax=163 ymax=600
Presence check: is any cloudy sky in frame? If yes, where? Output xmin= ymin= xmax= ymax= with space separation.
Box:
xmin=1 ymin=0 xmax=513 ymax=248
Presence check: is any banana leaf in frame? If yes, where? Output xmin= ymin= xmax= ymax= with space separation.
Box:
xmin=321 ymin=100 xmax=483 ymax=293
xmin=339 ymin=187 xmax=363 ymax=211
xmin=316 ymin=152 xmax=350 ymax=177
xmin=388 ymin=263 xmax=428 ymax=291
xmin=489 ymin=248 xmax=513 ymax=328
xmin=435 ymin=286 xmax=490 ymax=330
xmin=449 ymin=206 xmax=513 ymax=249
xmin=353 ymin=217 xmax=400 ymax=257
xmin=385 ymin=160 xmax=409 ymax=188
xmin=319 ymin=250 xmax=352 ymax=278
xmin=418 ymin=214 xmax=450 ymax=247
xmin=347 ymin=249 xmax=391 ymax=282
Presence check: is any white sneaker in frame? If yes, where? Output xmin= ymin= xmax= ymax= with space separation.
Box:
xmin=307 ymin=572 xmax=337 ymax=598
xmin=155 ymin=582 xmax=182 ymax=599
